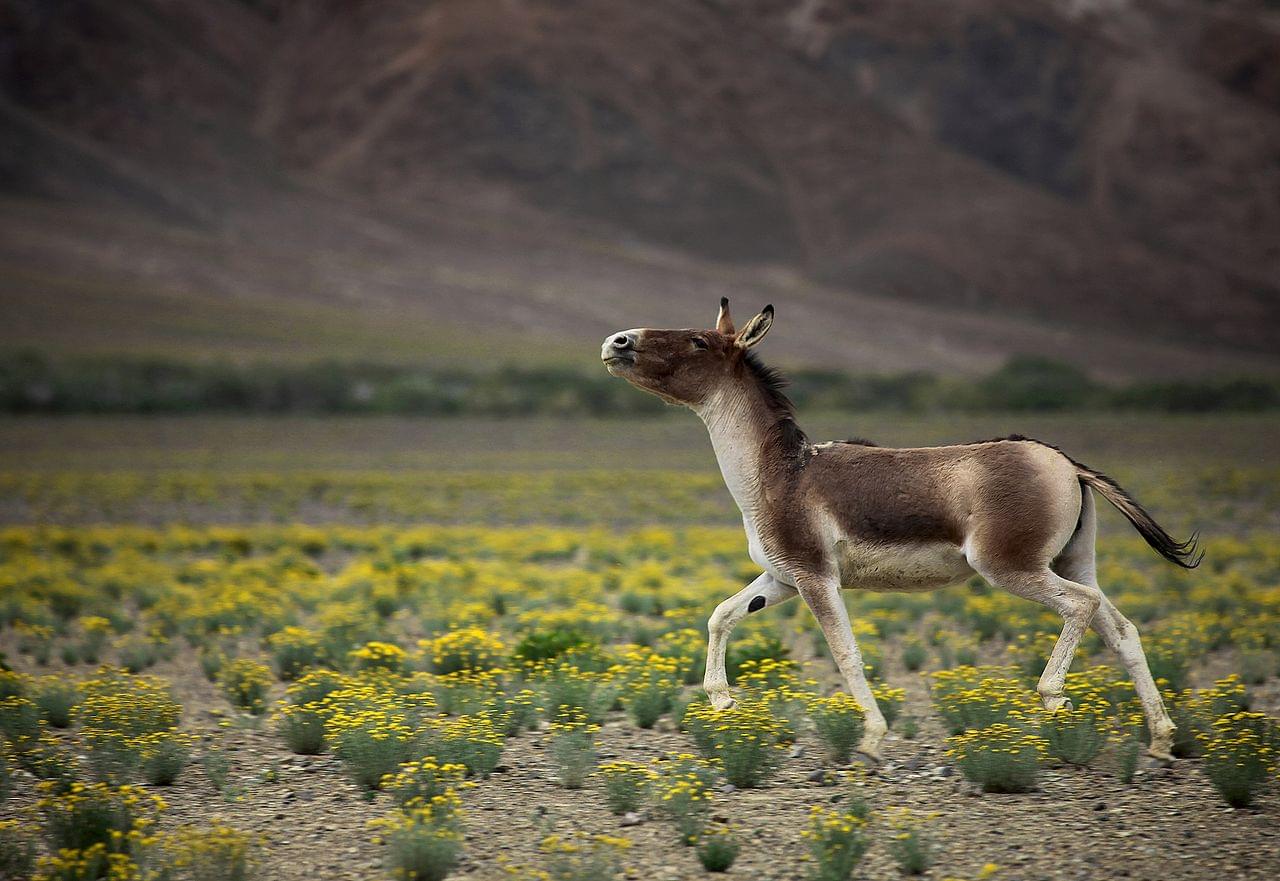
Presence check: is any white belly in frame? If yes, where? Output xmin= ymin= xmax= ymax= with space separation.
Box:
xmin=835 ymin=539 xmax=973 ymax=592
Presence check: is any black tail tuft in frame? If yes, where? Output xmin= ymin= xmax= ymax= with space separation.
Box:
xmin=1077 ymin=470 xmax=1203 ymax=569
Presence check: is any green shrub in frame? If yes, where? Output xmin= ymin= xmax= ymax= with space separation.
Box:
xmin=1041 ymin=705 xmax=1108 ymax=766
xmin=696 ymin=825 xmax=740 ymax=873
xmin=1198 ymin=712 xmax=1279 ymax=808
xmin=550 ymin=715 xmax=597 ymax=789
xmin=683 ymin=696 xmax=784 ymax=788
xmin=948 ymin=723 xmax=1045 ymax=793
xmin=652 ymin=755 xmax=717 ymax=845
xmin=0 ymin=696 xmax=40 ymax=748
xmin=371 ymin=795 xmax=464 ymax=881
xmin=597 ymin=761 xmax=655 ymax=815
xmin=380 ymin=758 xmax=468 ymax=809
xmin=116 ymin=635 xmax=161 ymax=673
xmin=33 ymin=676 xmax=81 ymax=729
xmin=276 ymin=703 xmax=328 ymax=755
xmin=266 ymin=627 xmax=327 ymax=680
xmin=883 ymin=808 xmax=938 ymax=875
xmin=150 ymin=821 xmax=263 ymax=881
xmin=512 ymin=629 xmax=593 ymax=666
xmin=900 ymin=639 xmax=927 ymax=672
xmin=802 ymin=806 xmax=870 ymax=881
xmin=37 ymin=780 xmax=164 ymax=855
xmin=621 ymin=652 xmax=681 ymax=729
xmin=219 ymin=659 xmax=272 ymax=715
xmin=0 ymin=819 xmax=35 ymax=881
xmin=538 ymin=832 xmax=632 ymax=881
xmin=427 ymin=713 xmax=505 ymax=779
xmin=142 ymin=732 xmax=192 ymax=786
xmin=807 ymin=693 xmax=866 ymax=765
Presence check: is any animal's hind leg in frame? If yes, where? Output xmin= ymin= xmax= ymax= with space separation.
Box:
xmin=1053 ymin=489 xmax=1176 ymax=760
xmin=704 ymin=573 xmax=797 ymax=710
xmin=972 ymin=561 xmax=1102 ymax=713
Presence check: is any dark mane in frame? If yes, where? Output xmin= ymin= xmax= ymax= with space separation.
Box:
xmin=742 ymin=351 xmax=809 ymax=464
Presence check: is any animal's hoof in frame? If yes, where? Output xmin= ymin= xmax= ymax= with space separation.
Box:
xmin=1145 ymin=747 xmax=1175 ymax=766
xmin=1043 ymin=695 xmax=1073 ymax=713
xmin=709 ymin=692 xmax=737 ymax=711
xmin=855 ymin=743 xmax=883 ymax=765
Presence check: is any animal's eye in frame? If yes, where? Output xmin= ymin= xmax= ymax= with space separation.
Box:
xmin=691 ymin=337 xmax=709 ymax=351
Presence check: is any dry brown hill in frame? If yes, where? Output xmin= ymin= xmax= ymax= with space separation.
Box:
xmin=2 ymin=0 xmax=1278 ymax=376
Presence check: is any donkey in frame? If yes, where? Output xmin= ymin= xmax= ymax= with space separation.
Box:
xmin=601 ymin=300 xmax=1200 ymax=762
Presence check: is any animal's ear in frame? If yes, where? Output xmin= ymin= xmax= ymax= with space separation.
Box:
xmin=715 ymin=297 xmax=735 ymax=335
xmin=734 ymin=304 xmax=773 ymax=349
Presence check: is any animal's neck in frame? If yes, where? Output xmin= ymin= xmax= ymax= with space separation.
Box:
xmin=695 ymin=379 xmax=791 ymax=519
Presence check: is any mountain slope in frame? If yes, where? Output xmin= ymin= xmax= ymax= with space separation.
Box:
xmin=1 ymin=0 xmax=1278 ymax=376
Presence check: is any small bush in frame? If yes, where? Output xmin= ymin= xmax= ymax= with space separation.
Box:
xmin=1198 ymin=711 xmax=1278 ymax=808
xmin=550 ymin=714 xmax=598 ymax=789
xmin=0 ymin=819 xmax=35 ymax=880
xmin=36 ymin=780 xmax=164 ymax=855
xmin=597 ymin=760 xmax=655 ymax=815
xmin=900 ymin=640 xmax=927 ymax=672
xmin=683 ymin=696 xmax=785 ymax=788
xmin=873 ymin=683 xmax=906 ymax=729
xmin=1114 ymin=732 xmax=1142 ymax=784
xmin=1041 ymin=703 xmax=1108 ymax=766
xmin=883 ymin=807 xmax=938 ymax=875
xmin=77 ymin=616 xmax=113 ymax=664
xmin=381 ymin=758 xmax=468 ymax=809
xmin=808 ymin=693 xmax=866 ymax=765
xmin=219 ymin=659 xmax=273 ymax=715
xmin=621 ymin=652 xmax=681 ymax=729
xmin=327 ymin=708 xmax=415 ymax=791
xmin=115 ymin=635 xmax=161 ymax=673
xmin=533 ymin=664 xmax=620 ymax=726
xmin=948 ymin=723 xmax=1046 ymax=793
xmin=18 ymin=733 xmax=81 ymax=793
xmin=930 ymin=667 xmax=1038 ymax=734
xmin=372 ymin=795 xmax=464 ymax=881
xmin=202 ymin=749 xmax=232 ymax=794
xmin=266 ymin=627 xmax=327 ymax=680
xmin=350 ymin=641 xmax=408 ymax=675
xmin=802 ymin=806 xmax=870 ymax=881
xmin=653 ymin=755 xmax=717 ymax=845
xmin=490 ymin=687 xmax=538 ymax=737
xmin=276 ymin=703 xmax=328 ymax=755
xmin=696 ymin=825 xmax=740 ymax=873
xmin=150 ymin=821 xmax=263 ymax=881
xmin=423 ymin=627 xmax=506 ymax=675
xmin=141 ymin=732 xmax=193 ymax=786
xmin=538 ymin=832 xmax=632 ymax=881
xmin=427 ymin=713 xmax=505 ymax=779
xmin=0 ymin=695 xmax=40 ymax=748
xmin=33 ymin=676 xmax=81 ymax=729
xmin=428 ymin=669 xmax=502 ymax=717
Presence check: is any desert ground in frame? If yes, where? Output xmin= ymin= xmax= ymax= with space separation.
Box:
xmin=1 ymin=413 xmax=1278 ymax=881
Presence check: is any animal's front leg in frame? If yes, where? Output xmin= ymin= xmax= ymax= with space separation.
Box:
xmin=704 ymin=572 xmax=797 ymax=710
xmin=795 ymin=573 xmax=889 ymax=762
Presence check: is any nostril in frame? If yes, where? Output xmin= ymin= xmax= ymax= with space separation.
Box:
xmin=612 ymin=335 xmax=632 ymax=349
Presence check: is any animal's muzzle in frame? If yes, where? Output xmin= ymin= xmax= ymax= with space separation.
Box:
xmin=601 ymin=331 xmax=637 ymax=365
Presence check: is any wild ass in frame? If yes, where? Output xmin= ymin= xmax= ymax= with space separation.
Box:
xmin=601 ymin=300 xmax=1200 ymax=762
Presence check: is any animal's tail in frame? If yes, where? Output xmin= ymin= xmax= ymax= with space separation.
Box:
xmin=1075 ymin=464 xmax=1203 ymax=569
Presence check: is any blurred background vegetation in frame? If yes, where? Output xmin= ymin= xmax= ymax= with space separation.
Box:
xmin=2 ymin=352 xmax=1276 ymax=416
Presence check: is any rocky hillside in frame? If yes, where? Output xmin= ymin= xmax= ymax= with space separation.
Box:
xmin=1 ymin=0 xmax=1278 ymax=375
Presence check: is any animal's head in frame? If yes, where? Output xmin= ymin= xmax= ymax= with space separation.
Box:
xmin=601 ymin=299 xmax=774 ymax=407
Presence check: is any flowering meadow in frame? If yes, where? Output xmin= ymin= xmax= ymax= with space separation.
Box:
xmin=0 ymin=415 xmax=1278 ymax=880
